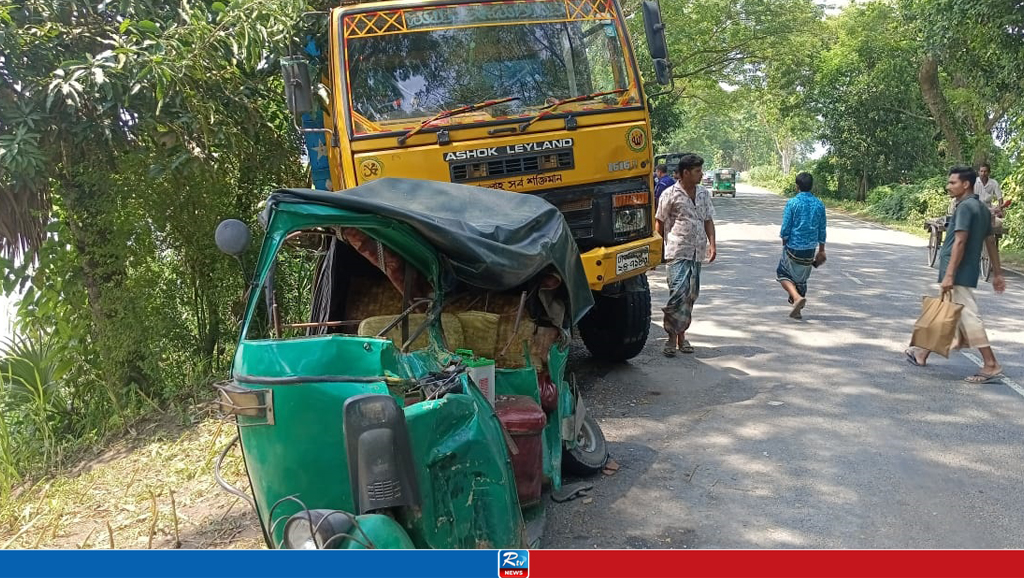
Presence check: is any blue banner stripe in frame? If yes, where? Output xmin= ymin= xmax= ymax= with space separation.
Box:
xmin=0 ymin=550 xmax=506 ymax=578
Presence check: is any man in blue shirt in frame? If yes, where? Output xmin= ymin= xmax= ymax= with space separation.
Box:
xmin=653 ymin=164 xmax=675 ymax=207
xmin=777 ymin=172 xmax=826 ymax=319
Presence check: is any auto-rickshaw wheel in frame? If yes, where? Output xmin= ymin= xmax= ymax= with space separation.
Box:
xmin=563 ymin=414 xmax=608 ymax=476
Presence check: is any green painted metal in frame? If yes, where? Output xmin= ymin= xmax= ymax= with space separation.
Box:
xmin=240 ymin=204 xmax=443 ymax=342
xmin=229 ymin=200 xmax=582 ymax=550
xmin=234 ymin=334 xmax=527 ymax=549
xmin=342 ymin=514 xmax=417 ymax=549
xmin=713 ymin=169 xmax=736 ymax=192
xmin=493 ymin=344 xmax=573 ymax=490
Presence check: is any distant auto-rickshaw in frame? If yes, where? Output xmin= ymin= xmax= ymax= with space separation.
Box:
xmin=713 ymin=168 xmax=737 ymax=197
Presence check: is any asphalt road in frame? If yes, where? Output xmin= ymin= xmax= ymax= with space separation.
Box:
xmin=548 ymin=183 xmax=1024 ymax=549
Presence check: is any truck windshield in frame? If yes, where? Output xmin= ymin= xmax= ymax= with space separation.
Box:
xmin=343 ymin=3 xmax=637 ymax=136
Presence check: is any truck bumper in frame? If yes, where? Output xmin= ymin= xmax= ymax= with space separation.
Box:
xmin=579 ymin=235 xmax=663 ymax=291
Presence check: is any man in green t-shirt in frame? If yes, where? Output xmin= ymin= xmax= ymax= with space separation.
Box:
xmin=906 ymin=166 xmax=1007 ymax=383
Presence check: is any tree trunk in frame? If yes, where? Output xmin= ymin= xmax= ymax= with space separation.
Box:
xmin=780 ymin=144 xmax=793 ymax=175
xmin=857 ymin=168 xmax=868 ymax=202
xmin=61 ymin=175 xmax=152 ymax=396
xmin=198 ymin=283 xmax=220 ymax=361
xmin=971 ymin=139 xmax=991 ymax=168
xmin=772 ymin=134 xmax=792 ymax=175
xmin=969 ymin=103 xmax=1009 ymax=168
xmin=918 ymin=55 xmax=963 ymax=164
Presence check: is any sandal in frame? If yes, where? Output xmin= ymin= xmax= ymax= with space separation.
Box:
xmin=965 ymin=372 xmax=1004 ymax=384
xmin=679 ymin=340 xmax=695 ymax=354
xmin=904 ymin=348 xmax=925 ymax=367
xmin=662 ymin=344 xmax=676 ymax=358
xmin=790 ymin=297 xmax=806 ymax=319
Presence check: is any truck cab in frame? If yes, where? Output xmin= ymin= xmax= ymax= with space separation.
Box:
xmin=284 ymin=0 xmax=674 ymax=360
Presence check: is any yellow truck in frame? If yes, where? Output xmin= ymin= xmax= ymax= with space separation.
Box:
xmin=281 ymin=0 xmax=674 ymax=360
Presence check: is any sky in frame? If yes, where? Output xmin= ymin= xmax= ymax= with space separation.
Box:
xmin=816 ymin=0 xmax=854 ymax=16
xmin=0 ymin=293 xmax=12 ymax=342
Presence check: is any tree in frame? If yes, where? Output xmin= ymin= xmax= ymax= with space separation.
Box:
xmin=626 ymin=0 xmax=824 ymax=169
xmin=902 ymin=0 xmax=1024 ymax=165
xmin=810 ymin=3 xmax=939 ymax=200
xmin=742 ymin=20 xmax=825 ymax=174
xmin=1 ymin=0 xmax=305 ymax=392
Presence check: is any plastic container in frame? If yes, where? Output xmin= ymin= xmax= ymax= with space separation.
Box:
xmin=537 ymin=371 xmax=558 ymax=414
xmin=457 ymin=349 xmax=496 ymax=406
xmin=494 ymin=395 xmax=547 ymax=507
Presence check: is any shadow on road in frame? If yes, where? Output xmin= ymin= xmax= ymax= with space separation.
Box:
xmin=548 ymin=186 xmax=1024 ymax=549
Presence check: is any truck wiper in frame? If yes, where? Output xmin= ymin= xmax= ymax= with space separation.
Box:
xmin=397 ymin=96 xmax=520 ymax=145
xmin=517 ymin=88 xmax=628 ymax=133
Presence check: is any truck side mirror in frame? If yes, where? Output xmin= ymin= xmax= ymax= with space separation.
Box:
xmin=653 ymin=58 xmax=672 ymax=86
xmin=642 ymin=1 xmax=669 ymax=61
xmin=281 ymin=56 xmax=314 ymax=115
xmin=215 ymin=219 xmax=251 ymax=257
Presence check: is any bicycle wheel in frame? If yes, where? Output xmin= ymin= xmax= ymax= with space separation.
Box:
xmin=981 ymin=245 xmax=992 ymax=282
xmin=927 ymin=228 xmax=940 ymax=267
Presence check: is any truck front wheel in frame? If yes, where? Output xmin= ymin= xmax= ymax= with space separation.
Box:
xmin=577 ymin=275 xmax=651 ymax=361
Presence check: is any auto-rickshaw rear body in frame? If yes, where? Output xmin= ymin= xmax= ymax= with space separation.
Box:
xmin=215 ymin=179 xmax=607 ymax=549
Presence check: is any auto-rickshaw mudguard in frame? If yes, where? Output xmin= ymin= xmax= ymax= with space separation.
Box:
xmin=341 ymin=514 xmax=416 ymax=549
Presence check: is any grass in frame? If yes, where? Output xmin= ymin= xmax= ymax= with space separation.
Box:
xmin=817 ymin=197 xmax=932 ymax=237
xmin=820 ymin=198 xmax=1024 ymax=272
xmin=749 ymin=181 xmax=1024 ymax=274
xmin=0 ymin=403 xmax=262 ymax=549
xmin=1001 ymin=249 xmax=1024 ymax=272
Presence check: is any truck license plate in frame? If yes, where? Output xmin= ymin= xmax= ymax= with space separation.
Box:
xmin=615 ymin=247 xmax=650 ymax=275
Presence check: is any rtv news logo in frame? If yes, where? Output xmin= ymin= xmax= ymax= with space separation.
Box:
xmin=498 ymin=549 xmax=529 ymax=578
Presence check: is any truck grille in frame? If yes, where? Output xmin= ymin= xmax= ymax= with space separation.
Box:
xmin=450 ymin=150 xmax=573 ymax=183
xmin=558 ymin=198 xmax=594 ymax=240
xmin=532 ymin=177 xmax=651 ymax=252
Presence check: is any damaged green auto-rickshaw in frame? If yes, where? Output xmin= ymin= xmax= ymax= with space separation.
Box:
xmin=213 ymin=178 xmax=608 ymax=549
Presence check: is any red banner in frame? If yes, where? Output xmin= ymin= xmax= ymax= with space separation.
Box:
xmin=529 ymin=550 xmax=1024 ymax=578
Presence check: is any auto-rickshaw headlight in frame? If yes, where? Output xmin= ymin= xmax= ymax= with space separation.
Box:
xmin=284 ymin=521 xmax=318 ymax=550
xmin=282 ymin=509 xmax=354 ymax=549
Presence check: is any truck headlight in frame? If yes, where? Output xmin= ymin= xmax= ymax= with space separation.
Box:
xmin=282 ymin=509 xmax=354 ymax=549
xmin=613 ymin=207 xmax=648 ymax=234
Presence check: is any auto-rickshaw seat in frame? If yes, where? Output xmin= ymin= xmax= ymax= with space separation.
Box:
xmin=344 ymin=276 xmax=405 ymax=323
xmin=356 ymin=309 xmax=555 ymax=372
xmin=453 ymin=311 xmax=500 ymax=358
xmin=357 ymin=313 xmax=465 ymax=351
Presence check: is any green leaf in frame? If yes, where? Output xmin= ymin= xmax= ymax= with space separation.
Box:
xmin=212 ymin=2 xmax=227 ymax=12
xmin=119 ymin=19 xmax=132 ymax=34
xmin=137 ymin=20 xmax=160 ymax=34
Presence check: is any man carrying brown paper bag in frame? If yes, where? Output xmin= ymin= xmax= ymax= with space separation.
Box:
xmin=905 ymin=166 xmax=1007 ymax=384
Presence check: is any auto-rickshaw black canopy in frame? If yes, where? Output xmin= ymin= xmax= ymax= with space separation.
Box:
xmin=263 ymin=178 xmax=595 ymax=324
